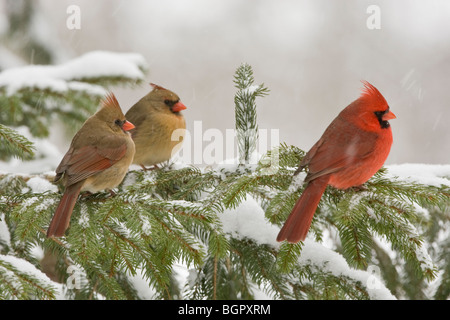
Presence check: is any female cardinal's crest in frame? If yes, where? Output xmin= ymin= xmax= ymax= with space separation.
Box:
xmin=150 ymin=83 xmax=167 ymax=91
xmin=101 ymin=93 xmax=121 ymax=111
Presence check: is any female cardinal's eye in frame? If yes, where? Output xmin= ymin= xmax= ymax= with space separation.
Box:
xmin=164 ymin=99 xmax=175 ymax=107
xmin=115 ymin=119 xmax=122 ymax=126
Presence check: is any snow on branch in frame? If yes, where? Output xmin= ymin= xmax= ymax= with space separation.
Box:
xmin=0 ymin=51 xmax=149 ymax=157
xmin=0 ymin=51 xmax=148 ymax=96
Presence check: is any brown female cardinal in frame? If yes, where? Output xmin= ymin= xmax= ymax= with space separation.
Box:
xmin=125 ymin=83 xmax=187 ymax=170
xmin=47 ymin=93 xmax=136 ymax=238
xmin=277 ymin=81 xmax=396 ymax=243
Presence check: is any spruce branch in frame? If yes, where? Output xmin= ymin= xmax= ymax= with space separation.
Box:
xmin=233 ymin=63 xmax=269 ymax=163
xmin=0 ymin=124 xmax=35 ymax=160
xmin=276 ymin=242 xmax=303 ymax=273
xmin=0 ymin=255 xmax=57 ymax=299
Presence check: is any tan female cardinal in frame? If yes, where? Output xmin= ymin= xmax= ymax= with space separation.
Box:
xmin=125 ymin=83 xmax=187 ymax=170
xmin=47 ymin=93 xmax=136 ymax=238
xmin=277 ymin=81 xmax=396 ymax=243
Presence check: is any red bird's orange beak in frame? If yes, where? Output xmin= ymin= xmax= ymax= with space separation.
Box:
xmin=172 ymin=101 xmax=187 ymax=113
xmin=382 ymin=110 xmax=396 ymax=121
xmin=122 ymin=120 xmax=135 ymax=131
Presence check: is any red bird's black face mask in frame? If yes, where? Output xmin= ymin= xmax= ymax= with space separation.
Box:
xmin=374 ymin=107 xmax=396 ymax=129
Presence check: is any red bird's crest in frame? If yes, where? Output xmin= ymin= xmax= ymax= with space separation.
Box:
xmin=360 ymin=80 xmax=388 ymax=108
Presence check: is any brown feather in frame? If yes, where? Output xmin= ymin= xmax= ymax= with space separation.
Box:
xmin=149 ymin=83 xmax=167 ymax=91
xmin=47 ymin=181 xmax=84 ymax=237
xmin=101 ymin=92 xmax=121 ymax=111
xmin=47 ymin=92 xmax=135 ymax=237
xmin=125 ymin=85 xmax=186 ymax=167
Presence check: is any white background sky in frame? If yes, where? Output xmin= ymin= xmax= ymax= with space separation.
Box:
xmin=3 ymin=0 xmax=450 ymax=165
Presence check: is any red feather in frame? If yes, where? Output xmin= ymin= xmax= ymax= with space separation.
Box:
xmin=277 ymin=81 xmax=395 ymax=243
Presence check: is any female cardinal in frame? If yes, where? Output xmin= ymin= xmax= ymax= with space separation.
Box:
xmin=47 ymin=93 xmax=136 ymax=237
xmin=125 ymin=83 xmax=187 ymax=170
xmin=277 ymin=81 xmax=396 ymax=243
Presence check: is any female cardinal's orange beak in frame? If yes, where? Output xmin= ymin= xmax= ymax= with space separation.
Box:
xmin=172 ymin=101 xmax=187 ymax=113
xmin=382 ymin=110 xmax=396 ymax=121
xmin=122 ymin=120 xmax=135 ymax=131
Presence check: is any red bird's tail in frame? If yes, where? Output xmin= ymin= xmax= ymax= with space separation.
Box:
xmin=47 ymin=181 xmax=83 ymax=238
xmin=277 ymin=175 xmax=330 ymax=243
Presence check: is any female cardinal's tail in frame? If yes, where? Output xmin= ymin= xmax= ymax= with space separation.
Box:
xmin=47 ymin=181 xmax=83 ymax=238
xmin=277 ymin=175 xmax=330 ymax=243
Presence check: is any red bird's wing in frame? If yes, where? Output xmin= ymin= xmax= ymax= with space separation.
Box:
xmin=55 ymin=137 xmax=128 ymax=187
xmin=301 ymin=119 xmax=378 ymax=183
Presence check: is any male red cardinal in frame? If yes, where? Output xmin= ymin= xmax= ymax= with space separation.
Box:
xmin=277 ymin=81 xmax=396 ymax=243
xmin=125 ymin=83 xmax=187 ymax=170
xmin=47 ymin=93 xmax=136 ymax=237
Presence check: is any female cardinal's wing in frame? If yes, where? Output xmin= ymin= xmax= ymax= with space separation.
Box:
xmin=55 ymin=136 xmax=128 ymax=186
